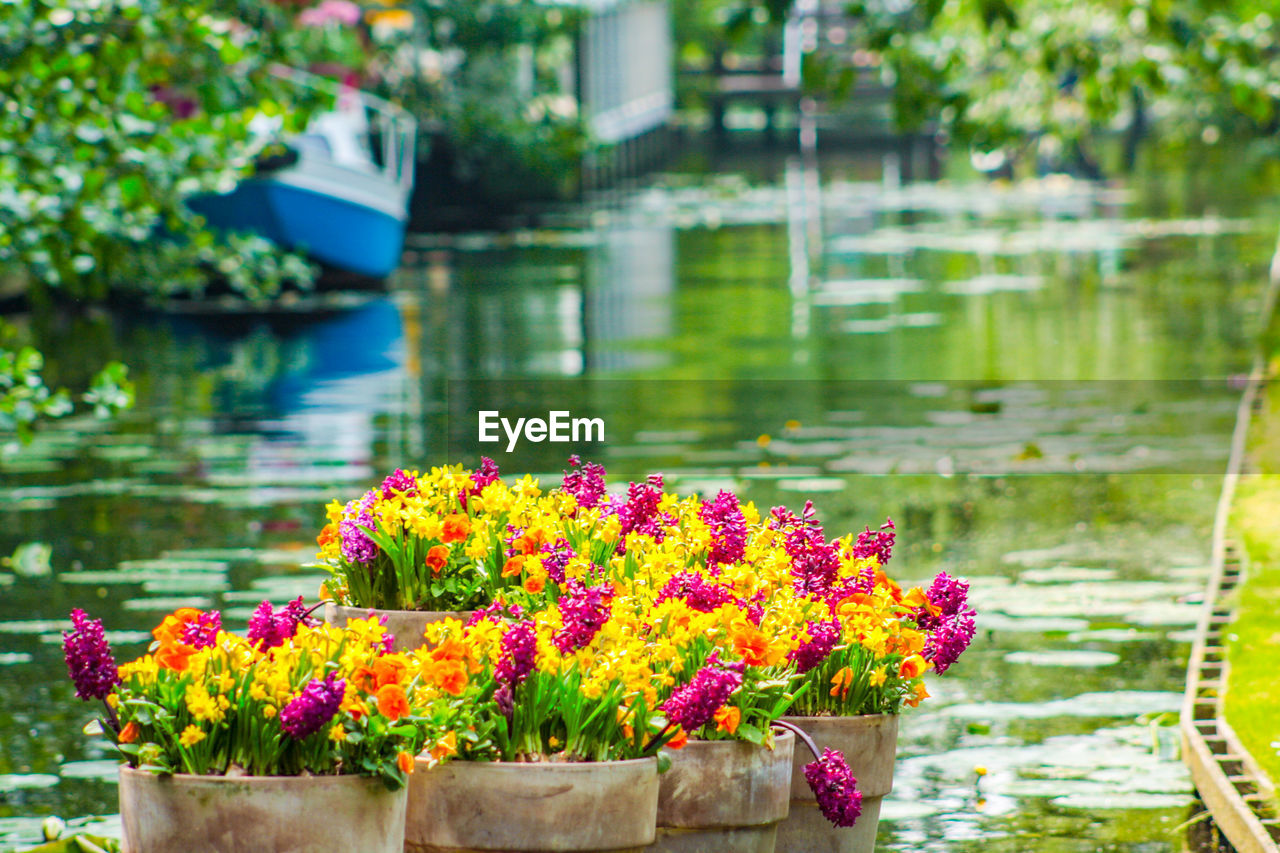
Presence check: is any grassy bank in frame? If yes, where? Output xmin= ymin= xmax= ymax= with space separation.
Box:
xmin=1226 ymin=362 xmax=1280 ymax=802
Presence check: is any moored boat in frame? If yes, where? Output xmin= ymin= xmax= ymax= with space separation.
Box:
xmin=189 ymin=67 xmax=416 ymax=281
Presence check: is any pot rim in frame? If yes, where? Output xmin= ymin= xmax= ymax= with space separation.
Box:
xmin=118 ymin=766 xmax=394 ymax=786
xmin=420 ymin=756 xmax=659 ymax=772
xmin=778 ymin=712 xmax=900 ymax=721
xmin=324 ymin=603 xmax=475 ymax=618
xmin=675 ymin=728 xmax=796 ymax=750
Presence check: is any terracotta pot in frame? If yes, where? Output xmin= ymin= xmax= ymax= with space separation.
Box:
xmin=323 ymin=603 xmax=473 ymax=653
xmin=405 ymin=758 xmax=659 ymax=852
xmin=118 ymin=766 xmax=406 ymax=853
xmin=649 ymin=730 xmax=794 ymax=853
xmin=775 ymin=714 xmax=899 ymax=853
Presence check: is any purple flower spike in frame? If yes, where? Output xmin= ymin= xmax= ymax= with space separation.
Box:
xmin=660 ymin=655 xmax=743 ymax=733
xmin=181 ymin=611 xmax=222 ymax=650
xmin=851 ymin=517 xmax=895 ymax=567
xmin=539 ymin=538 xmax=574 ymax=584
xmin=248 ymin=596 xmax=318 ymax=651
xmin=562 ymin=455 xmax=607 ymax=510
xmin=495 ymin=621 xmax=538 ymax=686
xmin=789 ymin=618 xmax=840 ymax=673
xmin=381 ymin=468 xmax=419 ymax=500
xmin=553 ymin=579 xmax=613 ymax=653
xmin=339 ymin=493 xmax=379 ymax=565
xmin=62 ymin=609 xmax=119 ymax=701
xmin=280 ymin=672 xmax=346 ymax=740
xmin=700 ymin=490 xmax=747 ymax=569
xmin=804 ymin=748 xmax=863 ymax=827
xmin=461 ymin=457 xmax=501 ymax=509
xmin=924 ymin=611 xmax=976 ymax=674
xmin=655 ymin=571 xmax=737 ymax=613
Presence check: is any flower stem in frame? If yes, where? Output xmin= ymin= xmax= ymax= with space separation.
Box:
xmin=641 ymin=721 xmax=673 ymax=754
xmin=772 ymin=719 xmax=820 ymax=762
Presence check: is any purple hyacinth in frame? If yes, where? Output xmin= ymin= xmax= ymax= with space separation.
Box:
xmin=62 ymin=609 xmax=119 ymax=701
xmin=916 ymin=572 xmax=972 ymax=631
xmin=466 ymin=599 xmax=526 ymax=627
xmin=562 ymin=455 xmax=607 ymax=510
xmin=339 ymin=492 xmax=379 ymax=565
xmin=461 ymin=457 xmax=500 ymax=509
xmin=781 ymin=502 xmax=841 ymax=597
xmin=660 ymin=654 xmax=744 ymax=733
xmin=700 ymin=490 xmax=747 ymax=569
xmin=655 ymin=571 xmax=737 ymax=613
xmin=181 ymin=610 xmax=221 ymax=650
xmin=553 ymin=579 xmax=614 ymax=653
xmin=804 ymin=748 xmax=863 ymax=827
xmin=789 ymin=618 xmax=840 ymax=673
xmin=495 ymin=621 xmax=537 ymax=686
xmin=280 ymin=672 xmax=346 ymax=740
xmin=380 ymin=468 xmax=419 ymax=500
xmin=618 ymin=474 xmax=666 ymax=539
xmin=539 ymin=539 xmax=574 ymax=584
xmin=248 ymin=596 xmax=318 ymax=651
xmin=923 ymin=611 xmax=976 ymax=674
xmin=851 ymin=518 xmax=895 ymax=567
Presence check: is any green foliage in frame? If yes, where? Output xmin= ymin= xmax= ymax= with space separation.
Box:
xmin=374 ymin=1 xmax=586 ymax=203
xmin=712 ymin=0 xmax=1280 ymax=166
xmin=0 ymin=0 xmax=346 ymax=302
xmin=0 ymin=321 xmax=133 ymax=446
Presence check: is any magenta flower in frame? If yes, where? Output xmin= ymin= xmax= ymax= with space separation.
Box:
xmin=461 ymin=457 xmax=500 ymax=509
xmin=655 ymin=571 xmax=737 ymax=613
xmin=924 ymin=611 xmax=976 ymax=674
xmin=618 ymin=474 xmax=666 ymax=539
xmin=851 ymin=518 xmax=895 ymax=566
xmin=780 ymin=502 xmax=841 ymax=596
xmin=181 ymin=610 xmax=221 ymax=650
xmin=553 ymin=579 xmax=613 ymax=653
xmin=248 ymin=596 xmax=318 ymax=651
xmin=62 ymin=609 xmax=119 ymax=701
xmin=789 ymin=618 xmax=840 ymax=673
xmin=298 ymin=0 xmax=361 ymax=27
xmin=380 ymin=468 xmax=419 ymax=500
xmin=562 ymin=455 xmax=607 ymax=510
xmin=804 ymin=748 xmax=863 ymax=827
xmin=495 ymin=621 xmax=537 ymax=686
xmin=660 ymin=654 xmax=744 ymax=733
xmin=339 ymin=493 xmax=379 ymax=564
xmin=280 ymin=672 xmax=346 ymax=739
xmin=700 ymin=490 xmax=747 ymax=569
xmin=466 ymin=599 xmax=526 ymax=627
xmin=539 ymin=538 xmax=574 ymax=584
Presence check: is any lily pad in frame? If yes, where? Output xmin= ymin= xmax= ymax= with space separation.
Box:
xmin=1003 ymin=650 xmax=1121 ymax=667
xmin=0 ymin=774 xmax=60 ymax=791
xmin=58 ymin=761 xmax=122 ymax=782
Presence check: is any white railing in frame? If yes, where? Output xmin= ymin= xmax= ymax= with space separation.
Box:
xmin=268 ymin=64 xmax=417 ymax=196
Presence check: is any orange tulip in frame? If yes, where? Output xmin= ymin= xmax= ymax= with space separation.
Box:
xmin=666 ymin=727 xmax=688 ymax=750
xmin=118 ymin=721 xmax=140 ymax=744
xmin=501 ymin=556 xmax=525 ymax=578
xmin=397 ymin=751 xmax=415 ymax=774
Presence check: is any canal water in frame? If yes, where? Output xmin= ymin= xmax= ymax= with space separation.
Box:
xmin=1 ymin=144 xmax=1278 ymax=850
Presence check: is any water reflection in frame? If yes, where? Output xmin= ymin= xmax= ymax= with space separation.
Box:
xmin=1 ymin=149 xmax=1276 ymax=850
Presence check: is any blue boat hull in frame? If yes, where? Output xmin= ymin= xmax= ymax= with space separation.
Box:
xmin=189 ymin=179 xmax=407 ymax=280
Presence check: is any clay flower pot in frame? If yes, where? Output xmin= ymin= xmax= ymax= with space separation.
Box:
xmin=323 ymin=603 xmax=474 ymax=653
xmin=651 ymin=730 xmax=795 ymax=853
xmin=118 ymin=766 xmax=407 ymax=853
xmin=405 ymin=757 xmax=660 ymax=852
xmin=775 ymin=714 xmax=899 ymax=853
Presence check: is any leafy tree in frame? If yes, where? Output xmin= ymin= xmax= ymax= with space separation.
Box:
xmin=0 ymin=0 xmax=363 ymax=303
